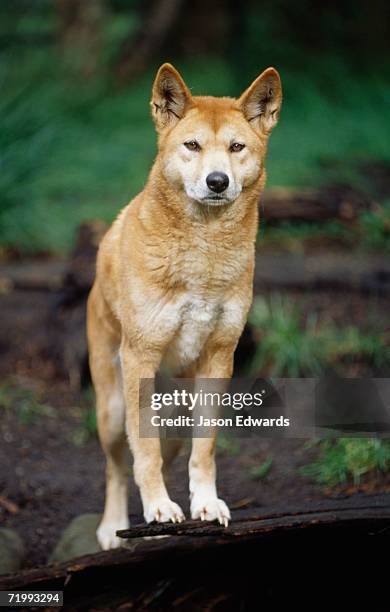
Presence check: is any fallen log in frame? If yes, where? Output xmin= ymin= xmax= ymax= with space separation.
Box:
xmin=116 ymin=493 xmax=390 ymax=539
xmin=254 ymin=251 xmax=390 ymax=295
xmin=0 ymin=494 xmax=388 ymax=611
xmin=261 ymin=185 xmax=376 ymax=222
xmin=0 ymin=260 xmax=66 ymax=293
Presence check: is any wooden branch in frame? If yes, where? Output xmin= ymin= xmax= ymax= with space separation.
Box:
xmin=0 ymin=494 xmax=19 ymax=515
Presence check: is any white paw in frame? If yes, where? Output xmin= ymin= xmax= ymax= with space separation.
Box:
xmin=191 ymin=492 xmax=231 ymax=526
xmin=143 ymin=497 xmax=185 ymax=524
xmin=97 ymin=518 xmax=129 ymax=550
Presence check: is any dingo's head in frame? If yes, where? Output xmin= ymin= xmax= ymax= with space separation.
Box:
xmin=151 ymin=63 xmax=282 ymax=207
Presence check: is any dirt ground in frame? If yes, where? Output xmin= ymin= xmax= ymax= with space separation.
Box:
xmin=0 ymin=256 xmax=389 ymax=569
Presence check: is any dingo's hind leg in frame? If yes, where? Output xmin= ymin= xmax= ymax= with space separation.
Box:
xmin=87 ymin=285 xmax=129 ymax=550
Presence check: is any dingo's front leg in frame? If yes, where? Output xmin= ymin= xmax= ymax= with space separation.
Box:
xmin=120 ymin=339 xmax=185 ymax=524
xmin=189 ymin=344 xmax=234 ymax=526
xmin=189 ymin=438 xmax=231 ymax=526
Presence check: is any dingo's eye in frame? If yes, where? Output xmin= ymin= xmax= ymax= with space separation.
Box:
xmin=184 ymin=140 xmax=201 ymax=152
xmin=230 ymin=142 xmax=245 ymax=153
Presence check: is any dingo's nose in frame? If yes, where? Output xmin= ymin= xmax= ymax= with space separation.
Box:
xmin=206 ymin=172 xmax=229 ymax=193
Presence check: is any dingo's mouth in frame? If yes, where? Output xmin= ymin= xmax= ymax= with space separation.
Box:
xmin=201 ymin=196 xmax=231 ymax=206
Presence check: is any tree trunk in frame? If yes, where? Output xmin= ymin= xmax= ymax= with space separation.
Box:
xmin=116 ymin=0 xmax=185 ymax=84
xmin=55 ymin=0 xmax=106 ymax=78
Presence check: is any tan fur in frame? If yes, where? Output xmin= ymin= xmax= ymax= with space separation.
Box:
xmin=87 ymin=63 xmax=282 ymax=549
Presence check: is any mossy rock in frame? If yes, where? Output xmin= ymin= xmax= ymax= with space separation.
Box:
xmin=0 ymin=528 xmax=24 ymax=575
xmin=49 ymin=513 xmax=101 ymax=564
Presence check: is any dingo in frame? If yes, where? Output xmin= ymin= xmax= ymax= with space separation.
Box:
xmin=87 ymin=63 xmax=282 ymax=549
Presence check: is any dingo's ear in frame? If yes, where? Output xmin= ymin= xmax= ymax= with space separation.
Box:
xmin=239 ymin=68 xmax=282 ymax=134
xmin=151 ymin=63 xmax=192 ymax=131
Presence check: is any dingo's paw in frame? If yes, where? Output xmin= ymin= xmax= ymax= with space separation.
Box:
xmin=144 ymin=497 xmax=185 ymax=524
xmin=191 ymin=492 xmax=230 ymax=526
xmin=97 ymin=518 xmax=129 ymax=550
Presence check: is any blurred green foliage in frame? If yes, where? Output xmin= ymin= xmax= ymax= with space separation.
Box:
xmin=302 ymin=438 xmax=390 ymax=486
xmin=0 ymin=1 xmax=390 ymax=252
xmin=360 ymin=201 xmax=390 ymax=251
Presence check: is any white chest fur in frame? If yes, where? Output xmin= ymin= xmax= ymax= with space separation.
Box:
xmin=161 ymin=293 xmax=221 ymax=371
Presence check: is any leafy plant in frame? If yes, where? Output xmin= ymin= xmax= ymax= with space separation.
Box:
xmin=249 ymin=457 xmax=273 ymax=480
xmin=301 ymin=438 xmax=390 ymax=486
xmin=248 ymin=296 xmax=327 ymax=376
xmin=248 ymin=296 xmax=389 ymax=376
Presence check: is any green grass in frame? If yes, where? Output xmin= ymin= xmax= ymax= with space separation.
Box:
xmin=216 ymin=434 xmax=241 ymax=457
xmin=301 ymin=439 xmax=390 ymax=486
xmin=0 ymin=381 xmax=54 ymax=424
xmin=72 ymin=387 xmax=98 ymax=446
xmin=248 ymin=296 xmax=389 ymax=376
xmin=1 ymin=39 xmax=390 ymax=253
